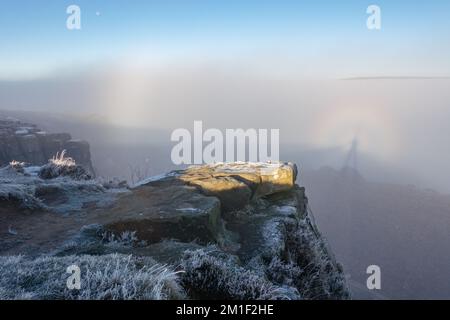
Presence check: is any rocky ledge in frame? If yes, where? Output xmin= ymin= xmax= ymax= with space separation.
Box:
xmin=0 ymin=160 xmax=350 ymax=300
xmin=0 ymin=117 xmax=94 ymax=174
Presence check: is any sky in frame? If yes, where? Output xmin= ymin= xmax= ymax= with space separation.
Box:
xmin=1 ymin=0 xmax=450 ymax=79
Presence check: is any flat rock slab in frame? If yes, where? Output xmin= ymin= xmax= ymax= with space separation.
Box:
xmin=97 ymin=184 xmax=222 ymax=244
xmin=98 ymin=162 xmax=297 ymax=244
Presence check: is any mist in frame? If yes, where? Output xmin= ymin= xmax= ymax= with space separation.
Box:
xmin=1 ymin=62 xmax=450 ymax=192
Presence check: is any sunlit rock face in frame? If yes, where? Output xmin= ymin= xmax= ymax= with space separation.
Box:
xmin=178 ymin=162 xmax=297 ymax=211
xmin=0 ymin=160 xmax=349 ymax=300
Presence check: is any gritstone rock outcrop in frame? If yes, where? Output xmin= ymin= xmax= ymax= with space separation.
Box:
xmin=0 ymin=159 xmax=350 ymax=300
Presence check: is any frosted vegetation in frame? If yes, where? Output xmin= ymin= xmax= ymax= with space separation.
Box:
xmin=0 ymin=254 xmax=184 ymax=300
xmin=180 ymin=219 xmax=349 ymax=300
xmin=180 ymin=247 xmax=297 ymax=300
xmin=0 ymin=154 xmax=125 ymax=213
xmin=38 ymin=150 xmax=92 ymax=180
xmin=0 ymin=223 xmax=348 ymax=300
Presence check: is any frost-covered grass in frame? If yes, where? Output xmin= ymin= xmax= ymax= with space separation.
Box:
xmin=39 ymin=150 xmax=91 ymax=180
xmin=0 ymin=164 xmax=44 ymax=210
xmin=50 ymin=150 xmax=76 ymax=168
xmin=285 ymin=219 xmax=350 ymax=300
xmin=0 ymin=183 xmax=45 ymax=210
xmin=9 ymin=160 xmax=26 ymax=173
xmin=54 ymin=225 xmax=148 ymax=257
xmin=103 ymin=230 xmax=148 ymax=250
xmin=0 ymin=254 xmax=185 ymax=300
xmin=0 ymin=162 xmax=123 ymax=214
xmin=265 ymin=256 xmax=303 ymax=287
xmin=101 ymin=230 xmax=139 ymax=247
xmin=180 ymin=246 xmax=296 ymax=300
xmin=174 ymin=204 xmax=349 ymax=300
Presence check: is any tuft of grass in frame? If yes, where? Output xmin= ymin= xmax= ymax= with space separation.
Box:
xmin=39 ymin=150 xmax=91 ymax=180
xmin=9 ymin=160 xmax=26 ymax=173
xmin=49 ymin=150 xmax=76 ymax=167
xmin=101 ymin=230 xmax=147 ymax=248
xmin=180 ymin=246 xmax=298 ymax=300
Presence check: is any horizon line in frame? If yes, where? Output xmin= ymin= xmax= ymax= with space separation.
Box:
xmin=338 ymin=76 xmax=450 ymax=81
xmin=340 ymin=76 xmax=450 ymax=81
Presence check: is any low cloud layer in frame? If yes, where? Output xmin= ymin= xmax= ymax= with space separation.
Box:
xmin=1 ymin=62 xmax=450 ymax=191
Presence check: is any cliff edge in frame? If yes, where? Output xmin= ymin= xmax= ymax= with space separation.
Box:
xmin=0 ymin=117 xmax=94 ymax=175
xmin=0 ymin=159 xmax=350 ymax=300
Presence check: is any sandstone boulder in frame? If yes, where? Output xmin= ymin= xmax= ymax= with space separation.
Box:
xmin=177 ymin=162 xmax=297 ymax=211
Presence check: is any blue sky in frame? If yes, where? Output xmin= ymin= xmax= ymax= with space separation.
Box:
xmin=1 ymin=0 xmax=450 ymax=79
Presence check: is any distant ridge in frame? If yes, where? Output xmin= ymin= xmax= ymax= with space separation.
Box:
xmin=340 ymin=76 xmax=450 ymax=81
